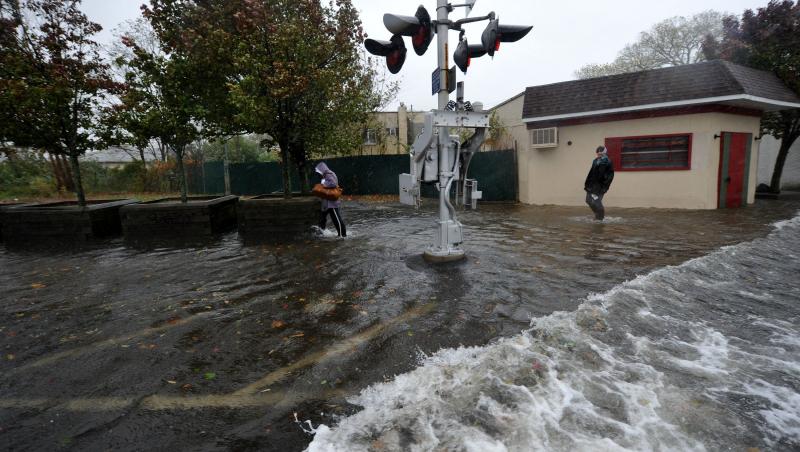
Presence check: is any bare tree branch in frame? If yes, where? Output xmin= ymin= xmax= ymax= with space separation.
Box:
xmin=575 ymin=10 xmax=725 ymax=79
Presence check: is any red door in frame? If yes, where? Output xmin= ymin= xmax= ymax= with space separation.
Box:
xmin=718 ymin=132 xmax=752 ymax=208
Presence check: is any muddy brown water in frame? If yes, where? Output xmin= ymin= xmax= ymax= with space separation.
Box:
xmin=1 ymin=197 xmax=798 ymax=451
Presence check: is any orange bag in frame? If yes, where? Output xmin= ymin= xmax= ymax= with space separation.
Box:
xmin=312 ymin=183 xmax=343 ymax=201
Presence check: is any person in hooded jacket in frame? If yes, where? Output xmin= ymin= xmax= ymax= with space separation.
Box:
xmin=584 ymin=145 xmax=615 ymax=220
xmin=315 ymin=162 xmax=346 ymax=237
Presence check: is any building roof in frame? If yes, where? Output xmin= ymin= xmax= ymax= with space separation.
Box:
xmin=489 ymin=92 xmax=525 ymax=111
xmin=522 ymin=60 xmax=800 ymax=123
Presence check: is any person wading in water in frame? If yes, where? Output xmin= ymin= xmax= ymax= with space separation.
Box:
xmin=584 ymin=145 xmax=615 ymax=220
xmin=315 ymin=162 xmax=346 ymax=237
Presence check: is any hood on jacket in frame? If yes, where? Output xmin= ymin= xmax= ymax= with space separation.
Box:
xmin=315 ymin=162 xmax=330 ymax=175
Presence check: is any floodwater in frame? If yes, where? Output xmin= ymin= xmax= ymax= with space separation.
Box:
xmin=1 ymin=197 xmax=799 ymax=451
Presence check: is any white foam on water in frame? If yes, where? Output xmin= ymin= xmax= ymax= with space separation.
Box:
xmin=306 ymin=212 xmax=800 ymax=451
xmin=693 ymin=330 xmax=730 ymax=372
xmin=741 ymin=380 xmax=800 ymax=446
xmin=311 ymin=226 xmax=354 ymax=239
xmin=737 ymin=290 xmax=774 ymax=302
xmin=307 ymin=309 xmax=706 ymax=451
xmin=769 ymin=331 xmax=800 ymax=349
xmin=633 ymin=327 xmax=731 ymax=379
xmin=771 ymin=210 xmax=800 ymax=230
xmin=752 ymin=318 xmax=800 ymax=348
xmin=568 ymin=216 xmax=626 ymax=224
xmin=736 ymin=349 xmax=800 ymax=376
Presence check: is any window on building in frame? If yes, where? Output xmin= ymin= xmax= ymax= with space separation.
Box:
xmin=364 ymin=129 xmax=378 ymax=145
xmin=385 ymin=127 xmax=397 ymax=137
xmin=606 ymin=134 xmax=692 ymax=171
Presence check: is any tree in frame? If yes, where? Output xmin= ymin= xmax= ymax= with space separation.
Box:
xmin=144 ymin=0 xmax=395 ymax=197
xmin=101 ymin=18 xmax=168 ymax=168
xmin=0 ymin=0 xmax=117 ymax=206
xmin=703 ymin=1 xmax=800 ymax=194
xmin=227 ymin=0 xmax=390 ymax=194
xmin=142 ymin=0 xmax=251 ymax=199
xmin=0 ymin=0 xmax=29 ymax=152
xmin=575 ymin=10 xmax=725 ymax=79
xmin=485 ymin=111 xmax=511 ymax=150
xmin=113 ymin=33 xmax=202 ymax=203
xmin=201 ymin=136 xmax=274 ymax=163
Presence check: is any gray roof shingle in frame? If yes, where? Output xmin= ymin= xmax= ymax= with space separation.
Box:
xmin=522 ymin=60 xmax=800 ymax=120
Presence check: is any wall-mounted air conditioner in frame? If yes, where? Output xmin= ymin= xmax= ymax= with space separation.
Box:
xmin=530 ymin=127 xmax=558 ymax=149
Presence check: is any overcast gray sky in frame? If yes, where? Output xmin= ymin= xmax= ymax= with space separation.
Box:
xmin=81 ymin=0 xmax=769 ymax=111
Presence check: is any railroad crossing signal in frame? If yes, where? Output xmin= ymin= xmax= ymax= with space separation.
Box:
xmin=365 ymin=6 xmax=434 ymax=73
xmin=382 ymin=5 xmax=434 ymax=56
xmin=481 ymin=19 xmax=533 ymax=57
xmin=453 ymin=32 xmax=488 ymax=74
xmin=364 ymin=4 xmax=531 ymax=76
xmin=366 ymin=1 xmax=532 ymax=263
xmin=364 ymin=34 xmax=407 ymax=74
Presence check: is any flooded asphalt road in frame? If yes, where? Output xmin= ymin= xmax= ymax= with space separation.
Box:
xmin=1 ymin=197 xmax=799 ymax=451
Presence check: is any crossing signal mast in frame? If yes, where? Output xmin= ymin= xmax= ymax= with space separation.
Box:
xmin=365 ymin=1 xmax=531 ymax=263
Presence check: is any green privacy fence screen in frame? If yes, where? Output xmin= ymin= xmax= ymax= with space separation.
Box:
xmin=189 ymin=149 xmax=517 ymax=201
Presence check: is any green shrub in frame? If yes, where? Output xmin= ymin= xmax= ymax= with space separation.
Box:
xmin=82 ymin=161 xmax=151 ymax=194
xmin=80 ymin=160 xmax=112 ymax=193
xmin=0 ymin=151 xmax=196 ymax=198
xmin=106 ymin=162 xmax=146 ymax=193
xmin=203 ymin=136 xmax=275 ymax=163
xmin=28 ymin=176 xmax=56 ymax=197
xmin=0 ymin=151 xmax=54 ymax=197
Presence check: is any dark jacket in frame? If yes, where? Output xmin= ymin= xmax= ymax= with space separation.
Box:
xmin=315 ymin=162 xmax=341 ymax=210
xmin=584 ymin=155 xmax=614 ymax=194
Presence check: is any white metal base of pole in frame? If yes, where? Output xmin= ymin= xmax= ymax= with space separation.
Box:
xmin=423 ymin=247 xmax=466 ymax=263
xmin=423 ymin=219 xmax=466 ymax=263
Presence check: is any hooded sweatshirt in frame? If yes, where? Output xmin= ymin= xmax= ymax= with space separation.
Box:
xmin=315 ymin=162 xmax=342 ymax=210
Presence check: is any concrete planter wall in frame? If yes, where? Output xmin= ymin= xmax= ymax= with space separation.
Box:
xmin=120 ymin=195 xmax=239 ymax=238
xmin=237 ymin=195 xmax=319 ymax=239
xmin=0 ymin=199 xmax=136 ymax=242
xmin=0 ymin=203 xmax=26 ymax=242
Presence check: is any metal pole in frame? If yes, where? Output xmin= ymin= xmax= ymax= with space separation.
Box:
xmin=424 ymin=0 xmax=465 ymax=262
xmin=437 ymin=0 xmax=449 ymax=222
xmin=223 ymin=140 xmax=231 ymax=196
xmin=436 ymin=0 xmax=449 ymax=112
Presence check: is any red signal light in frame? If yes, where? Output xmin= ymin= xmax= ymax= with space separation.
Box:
xmin=385 ymin=35 xmax=407 ymax=74
xmin=454 ymin=38 xmax=486 ymax=74
xmin=388 ymin=51 xmax=402 ymax=67
xmin=411 ymin=6 xmax=433 ymax=56
xmin=412 ymin=26 xmax=429 ymax=49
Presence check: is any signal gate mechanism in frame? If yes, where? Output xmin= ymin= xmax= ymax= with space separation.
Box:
xmin=365 ymin=1 xmax=532 ymax=262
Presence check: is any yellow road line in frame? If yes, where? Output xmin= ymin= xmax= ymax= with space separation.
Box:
xmin=233 ymin=302 xmax=434 ymax=396
xmin=8 ymin=312 xmax=212 ymax=375
xmin=0 ymin=389 xmax=349 ymax=411
xmin=0 ymin=397 xmax=133 ymax=410
xmin=2 ymin=303 xmax=434 ymax=412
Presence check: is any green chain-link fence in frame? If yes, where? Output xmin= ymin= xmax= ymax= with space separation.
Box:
xmin=190 ymin=149 xmax=517 ymax=201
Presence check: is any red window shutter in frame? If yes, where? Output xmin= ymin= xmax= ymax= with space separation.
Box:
xmin=604 ymin=137 xmax=622 ymax=171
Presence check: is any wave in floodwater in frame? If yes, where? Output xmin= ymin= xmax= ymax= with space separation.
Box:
xmin=306 ymin=213 xmax=800 ymax=451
